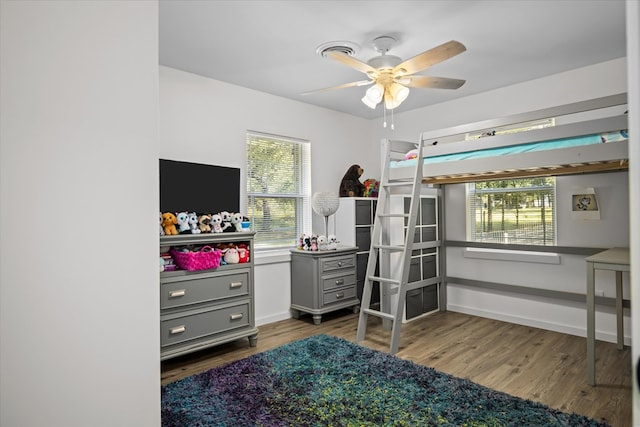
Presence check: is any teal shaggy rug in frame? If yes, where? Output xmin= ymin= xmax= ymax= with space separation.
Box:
xmin=161 ymin=334 xmax=609 ymax=427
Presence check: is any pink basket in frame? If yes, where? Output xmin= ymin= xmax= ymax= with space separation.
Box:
xmin=170 ymin=246 xmax=221 ymax=271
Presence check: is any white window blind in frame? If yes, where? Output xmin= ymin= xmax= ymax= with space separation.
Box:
xmin=246 ymin=131 xmax=311 ymax=250
xmin=466 ymin=178 xmax=556 ymax=245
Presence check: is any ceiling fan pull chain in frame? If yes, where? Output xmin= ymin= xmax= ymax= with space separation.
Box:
xmin=391 ymin=107 xmax=395 ymax=130
xmin=383 ymin=103 xmax=387 ymax=128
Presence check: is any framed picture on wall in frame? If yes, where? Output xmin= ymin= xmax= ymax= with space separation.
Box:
xmin=571 ymin=187 xmax=600 ymax=220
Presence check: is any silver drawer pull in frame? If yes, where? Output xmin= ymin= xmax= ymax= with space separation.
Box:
xmin=335 ymin=292 xmax=345 ymax=299
xmin=168 ymin=289 xmax=186 ymax=298
xmin=229 ymin=282 xmax=243 ymax=289
xmin=230 ymin=313 xmax=244 ymax=320
xmin=335 ymin=279 xmax=344 ymax=285
xmin=337 ymin=262 xmax=343 ymax=267
xmin=169 ymin=325 xmax=186 ymax=335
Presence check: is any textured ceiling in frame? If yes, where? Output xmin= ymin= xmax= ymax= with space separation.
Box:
xmin=159 ymin=1 xmax=626 ymax=119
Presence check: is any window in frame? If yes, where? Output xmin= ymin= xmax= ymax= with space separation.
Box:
xmin=466 ymin=177 xmax=556 ymax=245
xmin=246 ymin=131 xmax=311 ymax=250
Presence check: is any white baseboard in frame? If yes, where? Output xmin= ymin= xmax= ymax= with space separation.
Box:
xmin=256 ymin=311 xmax=291 ymax=327
xmin=447 ymin=304 xmax=631 ymax=346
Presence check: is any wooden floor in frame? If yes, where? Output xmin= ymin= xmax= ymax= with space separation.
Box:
xmin=162 ymin=310 xmax=632 ymax=427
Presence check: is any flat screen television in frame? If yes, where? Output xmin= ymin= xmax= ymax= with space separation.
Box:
xmin=159 ymin=159 xmax=240 ymax=215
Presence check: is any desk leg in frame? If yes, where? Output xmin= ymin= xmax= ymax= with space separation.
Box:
xmin=616 ymin=270 xmax=624 ymax=350
xmin=586 ymin=261 xmax=596 ymax=386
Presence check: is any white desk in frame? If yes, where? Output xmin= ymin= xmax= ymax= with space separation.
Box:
xmin=585 ymin=247 xmax=630 ymax=386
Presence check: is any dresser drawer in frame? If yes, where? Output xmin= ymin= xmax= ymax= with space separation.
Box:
xmin=161 ymin=272 xmax=249 ymax=310
xmin=161 ymin=302 xmax=250 ymax=347
xmin=322 ymin=272 xmax=356 ymax=291
xmin=320 ymin=254 xmax=355 ymax=273
xmin=323 ymin=285 xmax=357 ymax=305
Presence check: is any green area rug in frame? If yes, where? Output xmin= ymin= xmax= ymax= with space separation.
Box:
xmin=162 ymin=334 xmax=609 ymax=426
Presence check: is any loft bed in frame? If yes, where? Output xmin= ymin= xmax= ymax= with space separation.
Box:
xmin=387 ymin=93 xmax=629 ymax=184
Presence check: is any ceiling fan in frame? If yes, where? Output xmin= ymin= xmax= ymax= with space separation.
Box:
xmin=304 ymin=36 xmax=467 ymax=111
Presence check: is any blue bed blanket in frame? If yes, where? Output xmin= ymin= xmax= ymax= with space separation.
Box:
xmin=390 ymin=130 xmax=628 ymax=168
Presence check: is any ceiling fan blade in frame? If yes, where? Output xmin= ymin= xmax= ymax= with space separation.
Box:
xmin=301 ymin=80 xmax=373 ymax=96
xmin=393 ymin=40 xmax=466 ymax=76
xmin=398 ymin=75 xmax=466 ymax=90
xmin=325 ymin=51 xmax=378 ymax=76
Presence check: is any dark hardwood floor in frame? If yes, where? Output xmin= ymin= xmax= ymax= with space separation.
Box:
xmin=161 ymin=310 xmax=632 ymax=427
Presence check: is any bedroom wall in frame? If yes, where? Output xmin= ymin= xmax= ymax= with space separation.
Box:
xmin=369 ymin=57 xmax=630 ymax=344
xmin=159 ymin=66 xmax=376 ymax=324
xmin=1 ymin=2 xmax=160 ymax=426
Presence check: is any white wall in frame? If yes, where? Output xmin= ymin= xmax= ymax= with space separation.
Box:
xmin=0 ymin=2 xmax=160 ymax=426
xmin=375 ymin=58 xmax=630 ymax=344
xmin=159 ymin=66 xmax=376 ymax=324
xmin=625 ymin=0 xmax=640 ymax=423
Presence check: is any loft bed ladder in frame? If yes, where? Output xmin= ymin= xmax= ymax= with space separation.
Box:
xmin=356 ymin=138 xmax=424 ymax=354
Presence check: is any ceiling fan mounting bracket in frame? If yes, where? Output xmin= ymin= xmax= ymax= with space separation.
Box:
xmin=372 ymin=36 xmax=396 ymax=54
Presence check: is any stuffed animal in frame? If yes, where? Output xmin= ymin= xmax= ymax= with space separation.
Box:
xmin=220 ymin=211 xmax=233 ymax=232
xmin=404 ymin=149 xmax=419 ymax=160
xmin=223 ymin=246 xmax=240 ymax=264
xmin=230 ymin=212 xmax=244 ymax=232
xmin=198 ymin=214 xmax=212 ymax=233
xmin=162 ymin=212 xmax=178 ymax=235
xmin=363 ymin=179 xmax=379 ymax=198
xmin=327 ymin=234 xmax=338 ymax=250
xmin=159 ymin=212 xmax=165 ymax=236
xmin=339 ymin=164 xmax=366 ymax=197
xmin=237 ymin=243 xmax=250 ymax=263
xmin=303 ymin=234 xmax=312 ymax=251
xmin=310 ymin=235 xmax=318 ymax=251
xmin=176 ymin=211 xmax=190 ymax=234
xmin=188 ymin=212 xmax=200 ymax=234
xmin=210 ymin=214 xmax=224 ymax=233
xmin=317 ymin=235 xmax=327 ymax=251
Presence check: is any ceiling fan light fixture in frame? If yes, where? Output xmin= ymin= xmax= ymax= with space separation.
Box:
xmin=384 ymin=83 xmax=410 ymax=109
xmin=361 ymin=83 xmax=384 ymax=109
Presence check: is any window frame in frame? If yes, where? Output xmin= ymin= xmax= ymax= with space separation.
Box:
xmin=246 ymin=131 xmax=311 ymax=251
xmin=466 ymin=177 xmax=557 ymax=246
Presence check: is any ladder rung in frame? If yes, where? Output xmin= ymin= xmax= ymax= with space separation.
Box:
xmin=368 ymin=275 xmax=400 ymax=285
xmin=373 ymin=244 xmax=404 ymax=252
xmin=383 ymin=181 xmax=413 ymax=187
xmin=362 ymin=308 xmax=395 ymax=321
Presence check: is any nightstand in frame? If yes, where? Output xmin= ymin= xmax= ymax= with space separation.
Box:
xmin=290 ymin=247 xmax=360 ymax=324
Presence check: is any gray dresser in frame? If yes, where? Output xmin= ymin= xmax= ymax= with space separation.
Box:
xmin=160 ymin=232 xmax=258 ymax=360
xmin=290 ymin=247 xmax=360 ymax=324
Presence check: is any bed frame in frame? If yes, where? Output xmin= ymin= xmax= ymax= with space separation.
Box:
xmin=387 ymin=93 xmax=628 ymax=184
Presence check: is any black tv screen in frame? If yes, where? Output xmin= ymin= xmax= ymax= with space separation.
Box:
xmin=160 ymin=159 xmax=240 ymax=215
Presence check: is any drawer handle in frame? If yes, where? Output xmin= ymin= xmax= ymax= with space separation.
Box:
xmin=230 ymin=313 xmax=244 ymax=320
xmin=168 ymin=289 xmax=186 ymax=298
xmin=229 ymin=282 xmax=243 ymax=289
xmin=169 ymin=325 xmax=186 ymax=335
xmin=335 ymin=292 xmax=345 ymax=299
xmin=335 ymin=279 xmax=344 ymax=285
xmin=337 ymin=261 xmax=343 ymax=267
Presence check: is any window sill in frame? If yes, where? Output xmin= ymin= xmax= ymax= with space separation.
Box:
xmin=463 ymin=247 xmax=560 ymax=264
xmin=254 ymin=249 xmax=292 ymax=265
